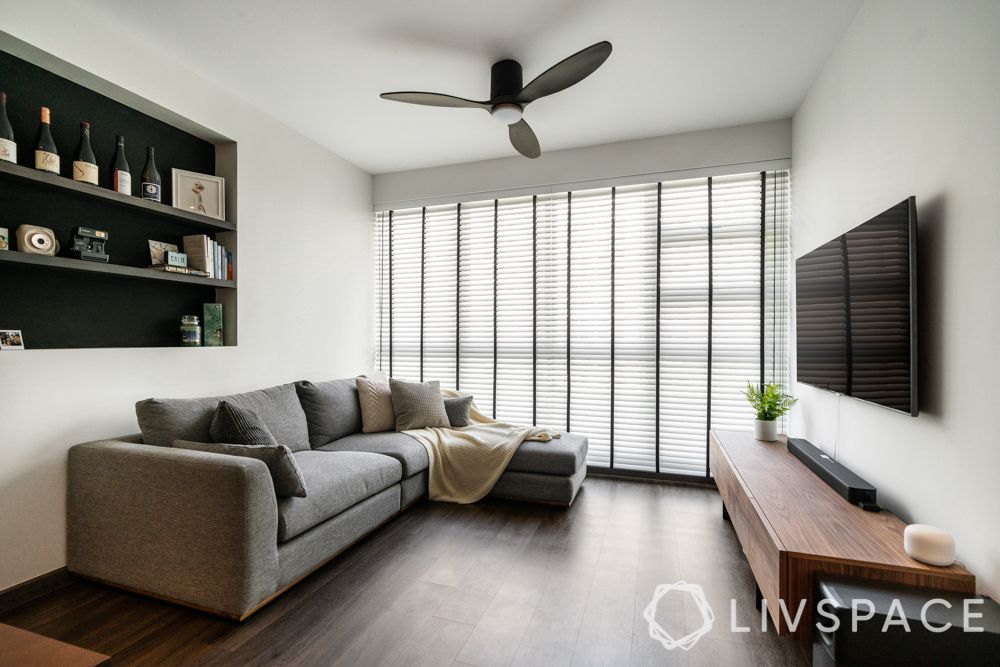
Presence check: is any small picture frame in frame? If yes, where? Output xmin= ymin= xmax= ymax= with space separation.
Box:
xmin=172 ymin=169 xmax=226 ymax=221
xmin=148 ymin=240 xmax=179 ymax=265
xmin=0 ymin=329 xmax=25 ymax=350
xmin=0 ymin=227 xmax=9 ymax=251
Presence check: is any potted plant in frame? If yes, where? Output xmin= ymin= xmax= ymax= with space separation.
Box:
xmin=743 ymin=382 xmax=798 ymax=442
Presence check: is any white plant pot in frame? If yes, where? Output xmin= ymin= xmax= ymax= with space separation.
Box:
xmin=754 ymin=419 xmax=778 ymax=442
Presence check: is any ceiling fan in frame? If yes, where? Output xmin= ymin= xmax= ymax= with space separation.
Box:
xmin=379 ymin=41 xmax=613 ymax=159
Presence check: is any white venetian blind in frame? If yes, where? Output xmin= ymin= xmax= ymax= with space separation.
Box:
xmin=710 ymin=173 xmax=763 ymax=433
xmin=423 ymin=203 xmax=459 ymax=385
xmin=659 ymin=178 xmax=710 ymax=475
xmin=390 ymin=207 xmax=422 ymax=381
xmin=458 ymin=200 xmax=496 ymax=415
xmin=569 ymin=187 xmax=612 ymax=467
xmin=534 ymin=193 xmax=569 ymax=430
xmin=374 ymin=170 xmax=790 ymax=477
xmin=373 ymin=211 xmax=390 ymax=373
xmin=613 ymin=183 xmax=659 ymax=471
xmin=495 ymin=196 xmax=534 ymax=424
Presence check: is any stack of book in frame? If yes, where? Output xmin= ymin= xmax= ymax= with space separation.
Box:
xmin=182 ymin=234 xmax=234 ymax=280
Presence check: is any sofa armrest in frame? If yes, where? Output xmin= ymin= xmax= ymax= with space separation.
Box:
xmin=68 ymin=438 xmax=280 ymax=618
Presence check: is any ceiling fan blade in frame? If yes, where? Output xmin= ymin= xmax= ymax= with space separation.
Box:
xmin=379 ymin=91 xmax=490 ymax=110
xmin=516 ymin=41 xmax=612 ymax=104
xmin=508 ymin=119 xmax=541 ymax=159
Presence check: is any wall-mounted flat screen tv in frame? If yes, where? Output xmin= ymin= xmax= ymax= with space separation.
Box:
xmin=796 ymin=197 xmax=917 ymax=416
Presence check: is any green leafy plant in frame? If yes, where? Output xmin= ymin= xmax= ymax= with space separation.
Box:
xmin=743 ymin=383 xmax=798 ymax=421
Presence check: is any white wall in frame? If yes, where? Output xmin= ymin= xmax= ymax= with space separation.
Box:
xmin=0 ymin=3 xmax=372 ymax=591
xmin=791 ymin=0 xmax=1000 ymax=595
xmin=374 ymin=119 xmax=790 ymax=208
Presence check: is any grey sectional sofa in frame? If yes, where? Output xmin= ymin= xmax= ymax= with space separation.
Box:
xmin=67 ymin=379 xmax=587 ymax=619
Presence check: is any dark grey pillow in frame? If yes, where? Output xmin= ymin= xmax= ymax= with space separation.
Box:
xmin=295 ymin=379 xmax=362 ymax=447
xmin=389 ymin=379 xmax=450 ymax=431
xmin=210 ymin=401 xmax=279 ymax=447
xmin=444 ymin=395 xmax=474 ymax=427
xmin=173 ymin=440 xmax=308 ymax=498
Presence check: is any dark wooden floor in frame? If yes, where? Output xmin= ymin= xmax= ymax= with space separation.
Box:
xmin=1 ymin=478 xmax=807 ymax=666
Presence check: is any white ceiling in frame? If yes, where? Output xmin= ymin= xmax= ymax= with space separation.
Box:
xmin=84 ymin=0 xmax=861 ymax=174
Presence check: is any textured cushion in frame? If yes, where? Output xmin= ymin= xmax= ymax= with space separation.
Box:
xmin=318 ymin=431 xmax=429 ymax=477
xmin=136 ymin=384 xmax=311 ymax=452
xmin=210 ymin=401 xmax=279 ymax=447
xmin=173 ymin=439 xmax=307 ymax=498
xmin=277 ymin=451 xmax=402 ymax=542
xmin=389 ymin=379 xmax=450 ymax=431
xmin=443 ymin=395 xmax=473 ymax=428
xmin=506 ymin=432 xmax=589 ymax=476
xmin=356 ymin=376 xmax=395 ymax=434
xmin=295 ymin=379 xmax=363 ymax=447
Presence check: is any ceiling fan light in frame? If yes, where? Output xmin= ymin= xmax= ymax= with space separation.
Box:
xmin=490 ymin=103 xmax=523 ymax=125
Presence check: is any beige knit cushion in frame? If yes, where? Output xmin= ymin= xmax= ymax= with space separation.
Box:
xmin=389 ymin=379 xmax=451 ymax=431
xmin=356 ymin=376 xmax=395 ymax=433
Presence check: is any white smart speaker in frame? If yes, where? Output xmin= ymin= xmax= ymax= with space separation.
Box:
xmin=903 ymin=524 xmax=956 ymax=567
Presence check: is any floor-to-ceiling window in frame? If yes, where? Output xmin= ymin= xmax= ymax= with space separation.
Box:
xmin=373 ymin=170 xmax=790 ymax=477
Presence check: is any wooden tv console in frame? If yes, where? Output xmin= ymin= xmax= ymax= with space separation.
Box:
xmin=709 ymin=430 xmax=975 ymax=640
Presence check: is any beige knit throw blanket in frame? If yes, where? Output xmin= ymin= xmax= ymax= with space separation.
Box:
xmin=403 ymin=389 xmax=560 ymax=504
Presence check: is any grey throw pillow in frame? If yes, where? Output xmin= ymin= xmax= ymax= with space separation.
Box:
xmin=295 ymin=379 xmax=363 ymax=447
xmin=389 ymin=379 xmax=450 ymax=431
xmin=444 ymin=395 xmax=474 ymax=427
xmin=173 ymin=440 xmax=308 ymax=498
xmin=210 ymin=401 xmax=279 ymax=448
xmin=356 ymin=376 xmax=396 ymax=433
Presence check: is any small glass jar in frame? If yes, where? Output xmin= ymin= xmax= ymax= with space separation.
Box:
xmin=180 ymin=315 xmax=202 ymax=347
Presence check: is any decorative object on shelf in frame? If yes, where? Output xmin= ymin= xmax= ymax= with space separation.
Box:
xmin=73 ymin=122 xmax=98 ymax=185
xmin=165 ymin=251 xmax=187 ymax=268
xmin=180 ymin=315 xmax=201 ymax=347
xmin=33 ymin=106 xmax=59 ymax=174
xmin=68 ymin=227 xmax=109 ymax=263
xmin=148 ymin=240 xmax=179 ymax=266
xmin=743 ymin=382 xmax=797 ymax=442
xmin=904 ymin=524 xmax=956 ymax=567
xmin=0 ymin=329 xmax=24 ymax=350
xmin=203 ymin=303 xmax=223 ymax=347
xmin=0 ymin=92 xmax=16 ymax=164
xmin=110 ymin=135 xmax=131 ymax=195
xmin=172 ymin=169 xmax=225 ymax=221
xmin=141 ymin=146 xmax=161 ymax=202
xmin=16 ymin=224 xmax=59 ymax=256
xmin=0 ymin=227 xmax=8 ymax=251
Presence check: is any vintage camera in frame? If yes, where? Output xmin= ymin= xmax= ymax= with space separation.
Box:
xmin=68 ymin=226 xmax=109 ymax=263
xmin=16 ymin=224 xmax=60 ymax=256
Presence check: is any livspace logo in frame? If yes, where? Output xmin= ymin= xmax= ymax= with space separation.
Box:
xmin=645 ymin=582 xmax=989 ymax=652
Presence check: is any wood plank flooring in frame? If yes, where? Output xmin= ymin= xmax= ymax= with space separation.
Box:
xmin=0 ymin=478 xmax=807 ymax=666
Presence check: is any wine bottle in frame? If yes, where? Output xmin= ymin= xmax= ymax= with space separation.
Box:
xmin=0 ymin=92 xmax=16 ymax=164
xmin=34 ymin=106 xmax=60 ymax=174
xmin=141 ymin=146 xmax=161 ymax=202
xmin=73 ymin=121 xmax=98 ymax=185
xmin=111 ymin=135 xmax=131 ymax=195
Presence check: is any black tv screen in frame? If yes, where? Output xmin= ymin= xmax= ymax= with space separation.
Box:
xmin=796 ymin=198 xmax=917 ymax=416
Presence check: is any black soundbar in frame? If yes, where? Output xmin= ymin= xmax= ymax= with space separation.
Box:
xmin=787 ymin=438 xmax=878 ymax=510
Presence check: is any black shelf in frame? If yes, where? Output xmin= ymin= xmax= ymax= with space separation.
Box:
xmin=0 ymin=160 xmax=236 ymax=233
xmin=0 ymin=251 xmax=235 ymax=288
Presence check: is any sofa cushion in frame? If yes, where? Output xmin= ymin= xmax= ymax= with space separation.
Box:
xmin=444 ymin=395 xmax=474 ymax=428
xmin=210 ymin=401 xmax=279 ymax=448
xmin=356 ymin=376 xmax=395 ymax=433
xmin=506 ymin=432 xmax=588 ymax=476
xmin=318 ymin=432 xmax=429 ymax=478
xmin=173 ymin=439 xmax=308 ymax=498
xmin=295 ymin=379 xmax=363 ymax=447
xmin=136 ymin=384 xmax=311 ymax=452
xmin=277 ymin=451 xmax=401 ymax=542
xmin=390 ymin=379 xmax=450 ymax=431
